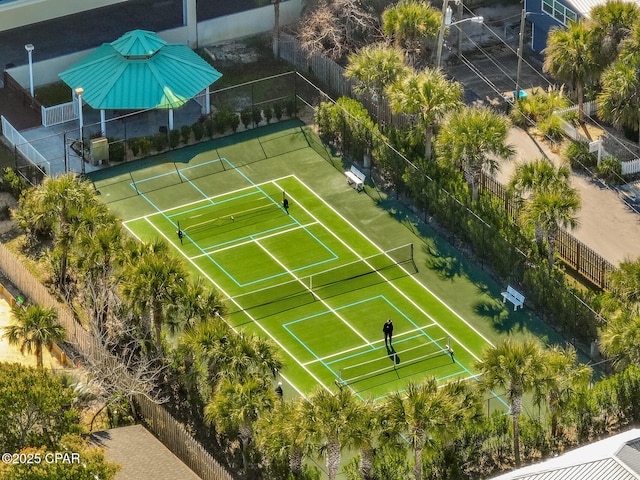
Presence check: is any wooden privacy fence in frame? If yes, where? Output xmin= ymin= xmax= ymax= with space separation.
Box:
xmin=478 ymin=172 xmax=615 ymax=289
xmin=0 ymin=242 xmax=234 ymax=480
xmin=279 ymin=33 xmax=413 ymax=129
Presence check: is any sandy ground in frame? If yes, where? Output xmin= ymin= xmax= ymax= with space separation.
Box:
xmin=0 ymin=298 xmax=64 ymax=369
xmin=496 ymin=128 xmax=640 ymax=265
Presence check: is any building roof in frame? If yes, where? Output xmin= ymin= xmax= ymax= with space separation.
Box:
xmin=568 ymin=0 xmax=640 ymax=18
xmin=89 ymin=424 xmax=201 ymax=480
xmin=490 ymin=429 xmax=640 ymax=480
xmin=59 ymin=30 xmax=222 ymax=110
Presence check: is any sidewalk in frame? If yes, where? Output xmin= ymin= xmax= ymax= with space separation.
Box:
xmin=496 ymin=128 xmax=640 ymax=265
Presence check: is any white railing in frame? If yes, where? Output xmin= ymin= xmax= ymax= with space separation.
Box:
xmin=41 ymin=101 xmax=77 ymax=127
xmin=555 ymin=100 xmax=598 ymax=117
xmin=621 ymin=158 xmax=640 ymax=175
xmin=1 ymin=115 xmax=51 ymax=175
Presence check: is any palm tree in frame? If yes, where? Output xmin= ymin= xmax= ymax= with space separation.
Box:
xmin=298 ymin=387 xmax=362 ymax=480
xmin=590 ymin=0 xmax=640 ymax=69
xmin=520 ymin=186 xmax=580 ymax=268
xmin=204 ymin=375 xmax=275 ymax=472
xmin=606 ymin=258 xmax=640 ymax=311
xmin=475 ymin=337 xmax=546 ymax=468
xmin=543 ymin=21 xmax=599 ymax=126
xmin=382 ymin=0 xmax=442 ymax=66
xmin=166 ymin=276 xmax=225 ymax=337
xmin=121 ymin=239 xmax=186 ymax=355
xmin=3 ymin=305 xmax=66 ymax=368
xmin=345 ymin=44 xmax=409 ymax=123
xmin=256 ymin=398 xmax=315 ymax=478
xmin=386 ymin=68 xmax=462 ymax=160
xmin=15 ymin=174 xmax=97 ymax=292
xmin=508 ymin=158 xmax=571 ymax=198
xmin=383 ymin=379 xmax=472 ymax=480
xmin=538 ymin=344 xmax=592 ymax=440
xmin=436 ymin=106 xmax=515 ymax=201
xmin=73 ymin=209 xmax=123 ymax=334
xmin=508 ymin=158 xmax=572 ymax=248
xmin=599 ymin=311 xmax=640 ymax=370
xmin=348 ymin=399 xmax=382 ymax=480
xmin=597 ymin=56 xmax=640 ymax=146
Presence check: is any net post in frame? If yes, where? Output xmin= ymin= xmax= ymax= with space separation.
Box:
xmin=130 ymin=172 xmax=140 ymax=195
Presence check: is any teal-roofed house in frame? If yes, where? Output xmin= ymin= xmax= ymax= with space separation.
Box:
xmin=59 ymin=29 xmax=222 ymax=136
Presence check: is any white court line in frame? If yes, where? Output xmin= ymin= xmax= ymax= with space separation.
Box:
xmin=126 ymin=215 xmax=327 ymax=398
xmin=123 ymin=174 xmax=299 ymax=224
xmin=192 ymin=221 xmax=318 ymax=259
xmin=275 ymin=177 xmax=495 ymax=363
xmin=302 ymin=323 xmax=437 ymax=366
xmin=254 ymin=241 xmax=372 ymax=346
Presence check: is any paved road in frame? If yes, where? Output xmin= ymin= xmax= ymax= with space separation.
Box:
xmin=497 ymin=128 xmax=640 ymax=265
xmin=0 ymin=0 xmax=257 ymax=70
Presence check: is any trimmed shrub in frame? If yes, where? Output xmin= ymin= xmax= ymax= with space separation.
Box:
xmin=597 ymin=157 xmax=622 ymax=184
xmin=180 ymin=125 xmax=191 ymax=145
xmin=108 ymin=139 xmax=125 ymax=162
xmin=263 ymin=104 xmax=273 ymax=124
xmin=285 ymin=96 xmax=298 ymax=117
xmin=564 ymin=140 xmax=597 ymax=170
xmin=252 ymin=106 xmax=262 ymax=126
xmin=240 ymin=107 xmax=252 ymax=129
xmin=152 ymin=133 xmax=167 ymax=152
xmin=139 ymin=137 xmax=152 ymax=155
xmin=230 ymin=113 xmax=240 ymax=132
xmin=274 ymin=102 xmax=283 ymax=121
xmin=205 ymin=117 xmax=215 ymax=138
xmin=129 ymin=138 xmax=140 ymax=157
xmin=169 ymin=129 xmax=181 ymax=149
xmin=192 ymin=122 xmax=204 ymax=141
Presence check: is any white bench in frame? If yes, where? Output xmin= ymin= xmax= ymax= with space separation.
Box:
xmin=501 ymin=285 xmax=525 ymax=311
xmin=345 ymin=165 xmax=365 ymax=191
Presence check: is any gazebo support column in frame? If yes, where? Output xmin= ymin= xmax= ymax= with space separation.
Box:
xmin=206 ymin=86 xmax=211 ymax=115
xmin=100 ymin=110 xmax=106 ymax=136
xmin=169 ymin=109 xmax=174 ymax=131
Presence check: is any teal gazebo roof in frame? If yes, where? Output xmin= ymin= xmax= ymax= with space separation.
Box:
xmin=59 ymin=30 xmax=222 ymax=110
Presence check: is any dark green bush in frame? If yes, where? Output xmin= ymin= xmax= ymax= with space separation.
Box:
xmin=108 ymin=139 xmax=125 ymax=162
xmin=274 ymin=102 xmax=283 ymax=121
xmin=252 ymin=106 xmax=263 ymax=126
xmin=285 ymin=97 xmax=298 ymax=118
xmin=240 ymin=107 xmax=252 ymax=129
xmin=192 ymin=122 xmax=204 ymax=141
xmin=229 ymin=113 xmax=240 ymax=132
xmin=128 ymin=138 xmax=140 ymax=157
xmin=1 ymin=167 xmax=28 ymax=199
xmin=180 ymin=125 xmax=191 ymax=145
xmin=205 ymin=117 xmax=215 ymax=138
xmin=564 ymin=140 xmax=597 ymax=170
xmin=169 ymin=129 xmax=181 ymax=149
xmin=263 ymin=104 xmax=273 ymax=124
xmin=597 ymin=157 xmax=622 ymax=184
xmin=152 ymin=133 xmax=167 ymax=152
xmin=139 ymin=137 xmax=152 ymax=155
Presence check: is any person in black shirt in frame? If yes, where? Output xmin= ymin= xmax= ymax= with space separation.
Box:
xmin=383 ymin=318 xmax=393 ymax=348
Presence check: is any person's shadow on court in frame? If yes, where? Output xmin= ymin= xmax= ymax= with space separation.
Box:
xmin=386 ymin=345 xmax=400 ymax=365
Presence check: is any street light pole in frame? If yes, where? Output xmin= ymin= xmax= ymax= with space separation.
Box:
xmin=75 ymin=87 xmax=85 ymax=175
xmin=25 ymin=44 xmax=34 ymax=97
xmin=515 ymin=6 xmax=527 ymax=100
xmin=436 ymin=3 xmax=483 ymax=68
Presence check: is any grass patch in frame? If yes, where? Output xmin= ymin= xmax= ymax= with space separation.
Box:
xmin=34 ymin=82 xmax=72 ymax=107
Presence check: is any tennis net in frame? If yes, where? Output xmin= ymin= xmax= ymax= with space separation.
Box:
xmin=180 ymin=197 xmax=283 ymax=237
xmin=336 ymin=336 xmax=450 ymax=387
xmin=227 ymin=243 xmax=416 ymax=319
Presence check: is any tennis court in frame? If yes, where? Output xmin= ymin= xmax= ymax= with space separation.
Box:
xmin=91 ymin=121 xmax=495 ymax=400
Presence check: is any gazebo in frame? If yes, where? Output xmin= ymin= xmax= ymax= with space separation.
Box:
xmin=59 ymin=29 xmax=222 ymax=136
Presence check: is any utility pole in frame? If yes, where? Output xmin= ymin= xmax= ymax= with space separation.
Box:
xmin=515 ymin=6 xmax=527 ymax=100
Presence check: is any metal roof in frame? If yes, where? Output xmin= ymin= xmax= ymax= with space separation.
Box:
xmin=59 ymin=30 xmax=222 ymax=110
xmin=491 ymin=429 xmax=640 ymax=480
xmin=569 ymin=0 xmax=640 ymax=18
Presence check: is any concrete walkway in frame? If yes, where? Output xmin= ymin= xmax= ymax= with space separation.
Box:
xmin=496 ymin=128 xmax=640 ymax=265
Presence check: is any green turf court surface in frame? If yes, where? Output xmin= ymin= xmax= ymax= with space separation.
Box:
xmin=90 ymin=121 xmax=512 ymax=401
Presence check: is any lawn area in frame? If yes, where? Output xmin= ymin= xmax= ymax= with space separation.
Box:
xmin=89 ymin=119 xmax=563 ymax=400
